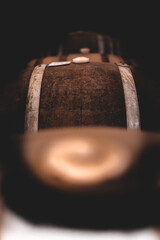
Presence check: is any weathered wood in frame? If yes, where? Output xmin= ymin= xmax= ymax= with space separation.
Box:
xmin=24 ymin=61 xmax=140 ymax=132
xmin=1 ymin=58 xmax=159 ymax=134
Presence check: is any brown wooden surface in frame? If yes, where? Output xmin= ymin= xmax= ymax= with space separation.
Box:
xmin=0 ymin=62 xmax=128 ymax=135
xmin=0 ymin=61 xmax=159 ymax=138
xmin=12 ymin=126 xmax=160 ymax=193
xmin=27 ymin=54 xmax=135 ymax=67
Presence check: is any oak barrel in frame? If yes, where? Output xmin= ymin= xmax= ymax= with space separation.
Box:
xmin=55 ymin=30 xmax=126 ymax=56
xmin=0 ymin=31 xmax=160 ymax=229
xmin=0 ymin=61 xmax=132 ymax=133
xmin=0 ymin=53 xmax=159 ymax=135
xmin=2 ymin=30 xmax=159 ymax=134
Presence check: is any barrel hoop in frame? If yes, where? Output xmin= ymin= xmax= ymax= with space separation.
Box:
xmin=97 ymin=34 xmax=105 ymax=54
xmin=24 ymin=64 xmax=47 ymax=132
xmin=116 ymin=39 xmax=121 ymax=55
xmin=57 ymin=44 xmax=63 ymax=56
xmin=117 ymin=63 xmax=141 ymax=129
xmin=107 ymin=36 xmax=113 ymax=54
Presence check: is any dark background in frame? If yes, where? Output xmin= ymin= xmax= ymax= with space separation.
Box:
xmin=1 ymin=2 xmax=159 ymax=88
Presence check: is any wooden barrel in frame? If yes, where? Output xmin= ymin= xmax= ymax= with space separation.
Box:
xmin=56 ymin=30 xmax=126 ymax=56
xmin=0 ymin=52 xmax=159 ymax=135
xmin=27 ymin=52 xmax=136 ymax=67
xmin=1 ymin=127 xmax=160 ymax=229
xmin=0 ymin=31 xmax=159 ymax=134
xmin=0 ymin=31 xmax=159 ymax=229
xmin=15 ymin=127 xmax=160 ymax=193
xmin=28 ymin=30 xmax=134 ymax=67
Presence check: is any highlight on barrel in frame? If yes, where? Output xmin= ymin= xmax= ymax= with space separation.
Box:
xmin=15 ymin=126 xmax=160 ymax=193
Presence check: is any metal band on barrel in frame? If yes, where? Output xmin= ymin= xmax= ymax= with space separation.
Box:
xmin=97 ymin=34 xmax=105 ymax=54
xmin=24 ymin=64 xmax=47 ymax=132
xmin=117 ymin=63 xmax=141 ymax=130
xmin=57 ymin=44 xmax=63 ymax=56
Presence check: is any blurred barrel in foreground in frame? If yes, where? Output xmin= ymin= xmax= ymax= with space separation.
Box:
xmin=1 ymin=127 xmax=160 ymax=229
xmin=14 ymin=127 xmax=160 ymax=193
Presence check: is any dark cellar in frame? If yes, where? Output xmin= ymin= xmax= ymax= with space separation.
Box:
xmin=0 ymin=2 xmax=160 ymax=239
